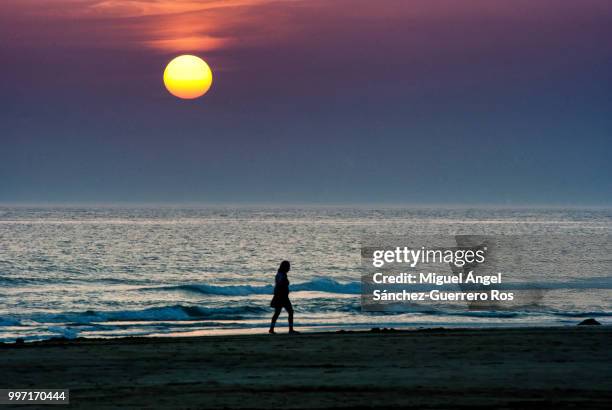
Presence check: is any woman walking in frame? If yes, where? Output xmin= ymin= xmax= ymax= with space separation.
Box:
xmin=269 ymin=260 xmax=299 ymax=334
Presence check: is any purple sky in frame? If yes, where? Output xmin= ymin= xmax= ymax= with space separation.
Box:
xmin=1 ymin=0 xmax=611 ymax=204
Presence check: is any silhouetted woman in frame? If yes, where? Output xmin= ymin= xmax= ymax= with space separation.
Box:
xmin=269 ymin=260 xmax=298 ymax=334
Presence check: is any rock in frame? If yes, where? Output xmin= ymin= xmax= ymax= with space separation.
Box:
xmin=577 ymin=318 xmax=601 ymax=326
xmin=15 ymin=338 xmax=25 ymax=344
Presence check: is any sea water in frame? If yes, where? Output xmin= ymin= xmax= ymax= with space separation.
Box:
xmin=0 ymin=206 xmax=610 ymax=342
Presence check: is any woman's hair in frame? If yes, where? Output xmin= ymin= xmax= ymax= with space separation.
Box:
xmin=278 ymin=260 xmax=291 ymax=274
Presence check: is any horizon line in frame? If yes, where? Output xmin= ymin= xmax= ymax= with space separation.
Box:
xmin=0 ymin=201 xmax=611 ymax=210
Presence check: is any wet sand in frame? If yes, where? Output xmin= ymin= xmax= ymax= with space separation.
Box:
xmin=1 ymin=327 xmax=610 ymax=409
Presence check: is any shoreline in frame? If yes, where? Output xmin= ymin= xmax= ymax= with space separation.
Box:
xmin=1 ymin=326 xmax=610 ymax=408
xmin=4 ymin=322 xmax=608 ymax=345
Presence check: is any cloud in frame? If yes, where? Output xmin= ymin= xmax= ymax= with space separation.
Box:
xmin=0 ymin=0 xmax=284 ymax=52
xmin=1 ymin=0 xmax=610 ymax=64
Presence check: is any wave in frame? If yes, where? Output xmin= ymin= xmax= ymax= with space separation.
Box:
xmin=142 ymin=276 xmax=612 ymax=298
xmin=15 ymin=305 xmax=268 ymax=325
xmin=144 ymin=277 xmax=362 ymax=296
xmin=0 ymin=317 xmax=21 ymax=326
xmin=156 ymin=283 xmax=274 ymax=296
xmin=551 ymin=311 xmax=612 ymax=318
xmin=47 ymin=326 xmax=79 ymax=339
xmin=292 ymin=278 xmax=361 ymax=294
xmin=2 ymin=307 xmax=610 ymax=335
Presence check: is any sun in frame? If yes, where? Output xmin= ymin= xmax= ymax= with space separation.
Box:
xmin=163 ymin=55 xmax=213 ymax=99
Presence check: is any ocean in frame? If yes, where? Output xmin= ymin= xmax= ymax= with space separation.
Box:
xmin=0 ymin=206 xmax=610 ymax=342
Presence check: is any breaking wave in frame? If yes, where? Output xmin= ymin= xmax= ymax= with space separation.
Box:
xmin=144 ymin=277 xmax=361 ymax=296
xmin=8 ymin=305 xmax=268 ymax=325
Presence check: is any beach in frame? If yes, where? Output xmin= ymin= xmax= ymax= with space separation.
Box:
xmin=2 ymin=326 xmax=610 ymax=409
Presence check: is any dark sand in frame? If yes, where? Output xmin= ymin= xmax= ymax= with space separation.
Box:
xmin=1 ymin=327 xmax=610 ymax=409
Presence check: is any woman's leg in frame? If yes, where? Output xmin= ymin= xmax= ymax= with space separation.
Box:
xmin=286 ymin=303 xmax=294 ymax=332
xmin=269 ymin=306 xmax=282 ymax=333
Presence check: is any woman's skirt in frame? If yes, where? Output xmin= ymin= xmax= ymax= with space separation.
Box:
xmin=270 ymin=294 xmax=292 ymax=309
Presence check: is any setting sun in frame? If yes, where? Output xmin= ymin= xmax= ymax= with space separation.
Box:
xmin=163 ymin=55 xmax=213 ymax=99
